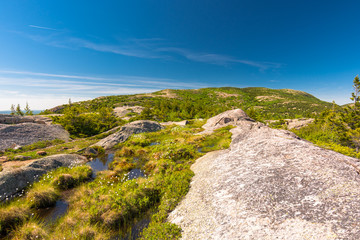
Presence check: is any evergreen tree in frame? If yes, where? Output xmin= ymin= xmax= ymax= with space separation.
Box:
xmin=351 ymin=75 xmax=360 ymax=112
xmin=10 ymin=104 xmax=15 ymax=115
xmin=24 ymin=102 xmax=33 ymax=115
xmin=15 ymin=104 xmax=24 ymax=116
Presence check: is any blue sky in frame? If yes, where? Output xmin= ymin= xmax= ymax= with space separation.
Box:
xmin=0 ymin=0 xmax=359 ymax=110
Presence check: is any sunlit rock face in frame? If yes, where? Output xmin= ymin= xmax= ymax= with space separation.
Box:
xmin=169 ymin=109 xmax=360 ymax=239
xmin=0 ymin=154 xmax=86 ymax=201
xmin=0 ymin=123 xmax=69 ymax=151
xmin=92 ymin=120 xmax=162 ymax=149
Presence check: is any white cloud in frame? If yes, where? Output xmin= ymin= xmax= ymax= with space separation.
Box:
xmin=0 ymin=70 xmax=210 ymax=110
xmin=157 ymin=47 xmax=281 ymax=69
xmin=17 ymin=29 xmax=282 ymax=70
xmin=29 ymin=25 xmax=59 ymax=31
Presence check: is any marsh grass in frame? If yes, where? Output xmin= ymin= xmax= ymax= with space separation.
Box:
xmin=10 ymin=219 xmax=48 ymax=240
xmin=0 ymin=202 xmax=31 ymax=236
xmin=3 ymin=139 xmax=97 ymax=161
xmin=0 ymin=165 xmax=92 ymax=238
xmin=44 ymin=123 xmax=232 ymax=239
xmin=1 ymin=121 xmax=233 ymax=239
xmin=26 ymin=184 xmax=60 ymax=208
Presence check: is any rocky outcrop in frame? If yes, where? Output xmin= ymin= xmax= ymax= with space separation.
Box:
xmin=92 ymin=120 xmax=162 ymax=149
xmin=113 ymin=106 xmax=144 ymax=118
xmin=169 ymin=109 xmax=360 ymax=239
xmin=0 ymin=114 xmax=52 ymax=125
xmin=266 ymin=118 xmax=315 ymax=130
xmin=0 ymin=154 xmax=86 ymax=201
xmin=161 ymin=120 xmax=189 ymax=126
xmin=200 ymin=108 xmax=255 ymax=134
xmin=0 ymin=123 xmax=70 ymax=151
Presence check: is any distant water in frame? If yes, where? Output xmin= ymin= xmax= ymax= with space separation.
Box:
xmin=0 ymin=110 xmax=43 ymax=115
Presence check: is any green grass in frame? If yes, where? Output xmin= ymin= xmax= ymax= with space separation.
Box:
xmin=0 ymin=165 xmax=92 ymax=237
xmin=39 ymin=122 xmax=232 ymax=239
xmin=1 ymin=139 xmax=65 ymax=155
xmin=0 ymin=120 xmax=233 ymax=239
xmin=1 ymin=138 xmax=97 ymax=161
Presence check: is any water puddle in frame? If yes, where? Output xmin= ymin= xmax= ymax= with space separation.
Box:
xmin=126 ymin=168 xmax=145 ymax=180
xmin=37 ymin=199 xmax=69 ymax=224
xmin=113 ymin=209 xmax=153 ymax=240
xmin=87 ymin=153 xmax=115 ymax=177
xmin=149 ymin=142 xmax=160 ymax=146
xmin=38 ymin=154 xmax=115 ymax=223
xmin=198 ymin=144 xmax=215 ymax=153
xmin=37 ymin=153 xmax=149 ymax=231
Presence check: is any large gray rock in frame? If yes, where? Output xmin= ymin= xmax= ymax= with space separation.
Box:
xmin=92 ymin=120 xmax=162 ymax=149
xmin=0 ymin=123 xmax=70 ymax=151
xmin=201 ymin=108 xmax=255 ymax=133
xmin=169 ymin=109 xmax=360 ymax=239
xmin=0 ymin=154 xmax=86 ymax=201
xmin=0 ymin=114 xmax=52 ymax=125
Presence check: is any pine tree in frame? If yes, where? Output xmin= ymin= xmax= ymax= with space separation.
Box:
xmin=10 ymin=104 xmax=15 ymax=115
xmin=15 ymin=104 xmax=24 ymax=116
xmin=350 ymin=75 xmax=360 ymax=112
xmin=24 ymin=102 xmax=33 ymax=115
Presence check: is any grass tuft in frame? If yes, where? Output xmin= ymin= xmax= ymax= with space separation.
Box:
xmin=11 ymin=220 xmax=48 ymax=240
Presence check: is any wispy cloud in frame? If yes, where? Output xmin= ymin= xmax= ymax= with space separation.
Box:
xmin=29 ymin=25 xmax=58 ymax=31
xmin=0 ymin=70 xmax=206 ymax=88
xmin=68 ymin=38 xmax=166 ymax=59
xmin=157 ymin=47 xmax=281 ymax=69
xmin=17 ymin=28 xmax=281 ymax=70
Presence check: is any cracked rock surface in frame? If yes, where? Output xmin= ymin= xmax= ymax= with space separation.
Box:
xmin=168 ymin=109 xmax=360 ymax=239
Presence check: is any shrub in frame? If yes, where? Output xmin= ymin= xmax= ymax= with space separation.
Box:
xmin=140 ymin=222 xmax=182 ymax=240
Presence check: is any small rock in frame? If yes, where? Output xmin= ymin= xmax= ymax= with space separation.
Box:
xmin=36 ymin=151 xmax=47 ymax=156
xmin=0 ymin=156 xmax=8 ymax=162
xmin=14 ymin=155 xmax=31 ymax=161
xmin=84 ymin=147 xmax=98 ymax=156
xmin=11 ymin=144 xmax=22 ymax=150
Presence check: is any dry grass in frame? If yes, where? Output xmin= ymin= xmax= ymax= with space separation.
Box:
xmin=11 ymin=220 xmax=48 ymax=240
xmin=26 ymin=185 xmax=59 ymax=208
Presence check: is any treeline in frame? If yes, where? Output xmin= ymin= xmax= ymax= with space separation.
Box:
xmin=9 ymin=103 xmax=33 ymax=116
xmin=293 ymin=76 xmax=360 ymax=158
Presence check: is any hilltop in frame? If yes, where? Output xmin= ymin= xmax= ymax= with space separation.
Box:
xmin=45 ymin=87 xmax=334 ymax=121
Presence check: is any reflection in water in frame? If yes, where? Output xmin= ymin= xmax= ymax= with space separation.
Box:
xmin=37 ymin=200 xmax=69 ymax=224
xmin=38 ymin=153 xmax=150 ymax=235
xmin=87 ymin=153 xmax=115 ymax=177
xmin=127 ymin=169 xmax=145 ymax=180
xmin=39 ymin=154 xmax=115 ymax=223
xmin=113 ymin=210 xmax=153 ymax=240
